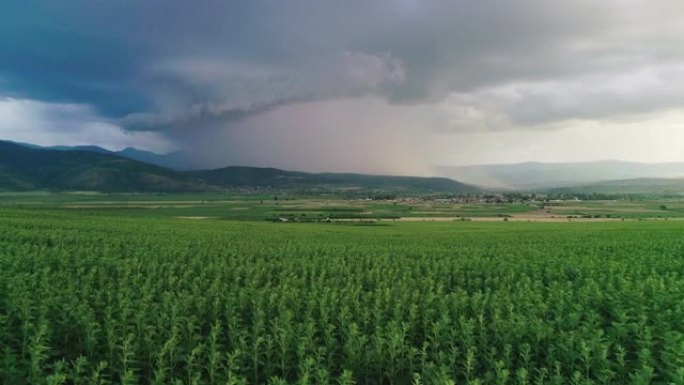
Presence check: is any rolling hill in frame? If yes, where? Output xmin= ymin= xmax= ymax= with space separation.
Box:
xmin=116 ymin=148 xmax=193 ymax=170
xmin=0 ymin=141 xmax=214 ymax=192
xmin=191 ymin=166 xmax=476 ymax=193
xmin=548 ymin=178 xmax=684 ymax=196
xmin=11 ymin=141 xmax=194 ymax=170
xmin=438 ymin=160 xmax=684 ymax=190
xmin=0 ymin=141 xmax=475 ymax=193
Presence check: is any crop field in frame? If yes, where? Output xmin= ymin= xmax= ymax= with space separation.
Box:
xmin=4 ymin=193 xmax=684 ymax=221
xmin=2 ymin=202 xmax=684 ymax=384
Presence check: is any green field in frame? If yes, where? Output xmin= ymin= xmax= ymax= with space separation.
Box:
xmin=3 ymin=200 xmax=684 ymax=384
xmin=4 ymin=193 xmax=684 ymax=221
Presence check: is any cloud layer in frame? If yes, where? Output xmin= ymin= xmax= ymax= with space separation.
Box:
xmin=2 ymin=1 xmax=684 ymax=172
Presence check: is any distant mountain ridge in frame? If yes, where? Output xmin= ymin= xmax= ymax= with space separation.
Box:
xmin=0 ymin=141 xmax=475 ymax=193
xmin=549 ymin=177 xmax=684 ymax=196
xmin=438 ymin=160 xmax=684 ymax=190
xmin=9 ymin=141 xmax=684 ymax=194
xmin=9 ymin=141 xmax=194 ymax=170
xmin=0 ymin=141 xmax=212 ymax=192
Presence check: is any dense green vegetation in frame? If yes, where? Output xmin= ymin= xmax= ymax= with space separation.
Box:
xmin=3 ymin=207 xmax=684 ymax=384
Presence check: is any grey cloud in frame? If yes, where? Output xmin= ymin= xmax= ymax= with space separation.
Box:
xmin=6 ymin=0 xmax=684 ymax=127
xmin=4 ymin=0 xmax=684 ymax=170
xmin=0 ymin=98 xmax=172 ymax=152
xmin=434 ymin=63 xmax=684 ymax=132
xmin=121 ymin=52 xmax=405 ymax=131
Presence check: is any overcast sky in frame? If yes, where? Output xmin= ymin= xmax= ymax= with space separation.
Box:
xmin=2 ymin=1 xmax=684 ymax=174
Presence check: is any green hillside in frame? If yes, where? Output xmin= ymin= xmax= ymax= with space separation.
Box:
xmin=0 ymin=141 xmax=212 ymax=192
xmin=192 ymin=166 xmax=476 ymax=193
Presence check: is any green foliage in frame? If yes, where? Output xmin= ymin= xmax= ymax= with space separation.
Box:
xmin=3 ymin=208 xmax=684 ymax=384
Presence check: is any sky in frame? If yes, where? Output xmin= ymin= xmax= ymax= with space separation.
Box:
xmin=2 ymin=1 xmax=684 ymax=175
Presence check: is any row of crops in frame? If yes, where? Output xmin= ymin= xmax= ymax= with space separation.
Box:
xmin=2 ymin=208 xmax=684 ymax=384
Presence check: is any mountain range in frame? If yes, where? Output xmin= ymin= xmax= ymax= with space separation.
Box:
xmin=13 ymin=141 xmax=194 ymax=170
xmin=438 ymin=161 xmax=684 ymax=190
xmin=548 ymin=178 xmax=684 ymax=197
xmin=0 ymin=141 xmax=474 ymax=194
xmin=5 ymin=140 xmax=684 ymax=195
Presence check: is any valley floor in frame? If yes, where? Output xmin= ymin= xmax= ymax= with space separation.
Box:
xmin=3 ymin=192 xmax=684 ymax=221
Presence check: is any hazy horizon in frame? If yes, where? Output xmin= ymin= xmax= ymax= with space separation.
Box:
xmin=20 ymin=136 xmax=684 ymax=167
xmin=2 ymin=1 xmax=684 ymax=175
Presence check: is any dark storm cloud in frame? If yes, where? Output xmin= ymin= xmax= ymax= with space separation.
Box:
xmin=121 ymin=51 xmax=405 ymax=131
xmin=3 ymin=0 xmax=684 ymax=171
xmin=5 ymin=0 xmax=681 ymax=127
